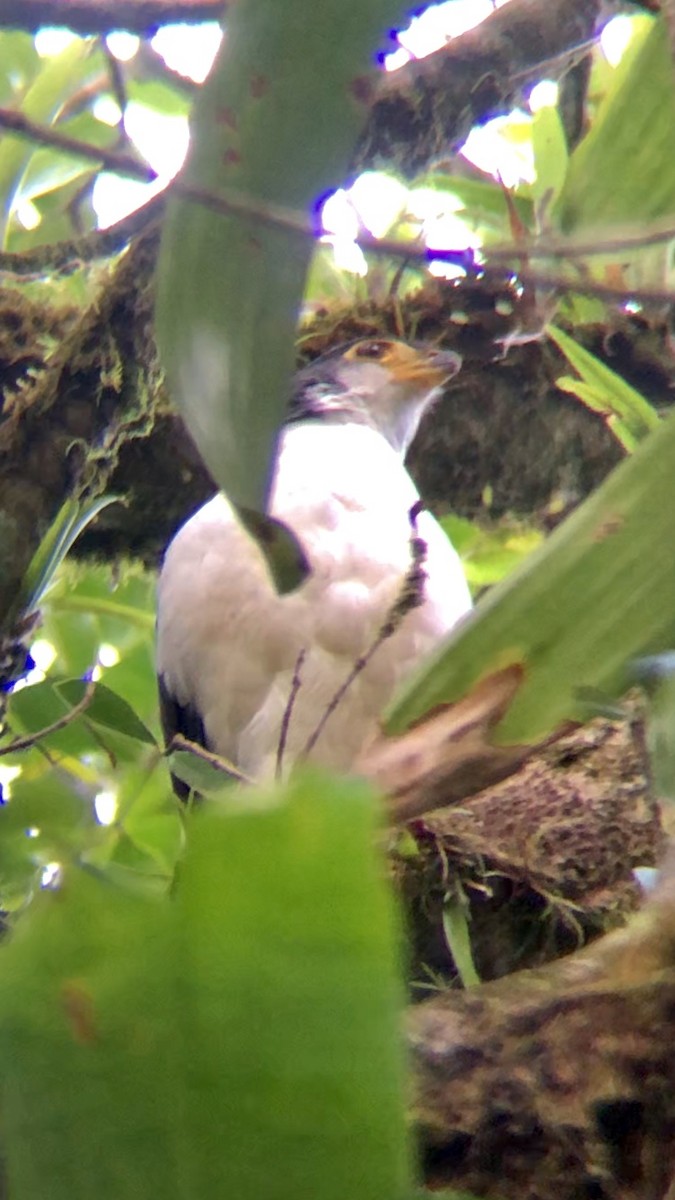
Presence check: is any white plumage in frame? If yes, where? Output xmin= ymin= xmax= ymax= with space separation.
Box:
xmin=157 ymin=339 xmax=472 ymax=782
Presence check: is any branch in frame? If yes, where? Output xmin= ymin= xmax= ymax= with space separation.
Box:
xmin=0 ymin=679 xmax=96 ymax=756
xmin=168 ymin=732 xmax=250 ymax=785
xmin=4 ymin=0 xmax=600 ymax=184
xmin=6 ymin=113 xmax=675 ymax=308
xmin=0 ymin=107 xmax=157 ymax=182
xmin=356 ymin=0 xmax=603 ymax=176
xmin=410 ymin=845 xmax=675 ymax=1197
xmin=357 ymin=665 xmax=556 ymax=825
xmin=0 ymin=0 xmax=226 ymax=36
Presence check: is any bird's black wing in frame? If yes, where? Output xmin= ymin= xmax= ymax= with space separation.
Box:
xmin=158 ymin=673 xmax=208 ymax=801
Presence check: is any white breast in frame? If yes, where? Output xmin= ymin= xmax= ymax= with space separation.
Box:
xmin=156 ymin=421 xmax=472 ymax=777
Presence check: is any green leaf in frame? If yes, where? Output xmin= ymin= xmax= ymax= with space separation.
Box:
xmin=167 ymin=747 xmax=241 ymax=794
xmin=554 ymin=16 xmax=675 ymax=232
xmin=155 ymin=0 xmax=411 ymax=517
xmin=0 ymin=38 xmax=98 ymax=246
xmin=7 ymin=679 xmax=94 ymax=758
xmin=412 ymin=172 xmax=533 ymax=235
xmin=0 ymin=764 xmax=93 ymax=839
xmin=530 ymin=102 xmax=568 ymax=210
xmin=15 ymin=494 xmax=121 ymax=621
xmin=634 ymin=653 xmax=675 ymax=803
xmin=442 ymin=894 xmax=480 ymax=989
xmin=56 ymin=680 xmax=157 ymax=746
xmin=0 ymin=772 xmax=411 ymax=1200
xmin=45 ymin=565 xmax=156 ymax=641
xmin=441 ymin=514 xmax=543 ymax=591
xmin=547 ymin=325 xmax=660 ymax=452
xmin=16 ymin=110 xmax=117 ymax=205
xmin=127 ymin=77 xmax=191 ymax=119
xmin=0 ymin=33 xmax=40 ymax=105
xmin=387 ymin=406 xmax=675 ymax=743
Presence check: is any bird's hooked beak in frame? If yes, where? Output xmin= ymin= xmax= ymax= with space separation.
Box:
xmin=380 ymin=342 xmax=462 ymax=390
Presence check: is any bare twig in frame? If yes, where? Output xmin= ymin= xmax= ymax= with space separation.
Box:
xmin=2 ymin=0 xmax=600 ymax=189
xmin=275 ymin=647 xmax=306 ymax=780
xmin=4 ymin=98 xmax=675 ymax=306
xmin=168 ymin=732 xmax=250 ymax=785
xmin=483 ymin=265 xmax=675 ymax=308
xmin=486 ymin=214 xmax=675 ymax=262
xmin=0 ymin=679 xmax=96 ymax=757
xmin=0 ymin=107 xmax=157 ymax=182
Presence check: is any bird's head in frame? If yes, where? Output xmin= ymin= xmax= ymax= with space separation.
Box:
xmin=287 ymin=338 xmax=462 ymax=455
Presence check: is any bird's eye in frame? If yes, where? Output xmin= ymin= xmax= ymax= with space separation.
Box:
xmin=353 ymin=340 xmax=390 ymax=360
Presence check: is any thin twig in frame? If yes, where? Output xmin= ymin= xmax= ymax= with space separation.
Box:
xmin=486 ymin=216 xmax=675 ymax=262
xmin=0 ymin=679 xmax=96 ymax=757
xmin=168 ymin=732 xmax=250 ymax=785
xmin=0 ymin=107 xmax=157 ymax=182
xmin=301 ymin=504 xmax=428 ymax=762
xmin=275 ymin=647 xmax=306 ymax=780
xmin=482 ymin=264 xmax=675 ymax=307
xmin=3 ymin=111 xmax=675 ymax=308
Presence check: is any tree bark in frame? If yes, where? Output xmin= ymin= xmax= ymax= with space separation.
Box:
xmin=2 ymin=0 xmax=602 ymax=180
xmin=0 ymin=0 xmax=226 ymax=36
xmin=410 ymin=850 xmax=675 ymax=1200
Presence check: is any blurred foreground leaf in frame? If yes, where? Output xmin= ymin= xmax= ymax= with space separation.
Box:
xmin=156 ymin=0 xmax=409 ymax=514
xmin=0 ymin=773 xmax=411 ymax=1200
xmin=387 ymin=407 xmax=675 ymax=743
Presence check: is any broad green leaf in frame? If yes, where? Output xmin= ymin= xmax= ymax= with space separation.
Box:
xmin=387 ymin=406 xmax=675 ymax=743
xmin=7 ymin=679 xmax=95 ymax=758
xmin=99 ymin=642 xmax=159 ymax=733
xmin=441 ymin=514 xmax=543 ymax=591
xmin=6 ymin=676 xmax=154 ymax=769
xmin=0 ymin=38 xmax=98 ymax=246
xmin=120 ymin=809 xmax=183 ymax=877
xmin=0 ymin=773 xmax=411 ymax=1200
xmin=530 ymin=102 xmax=567 ymax=210
xmin=554 ymin=17 xmax=675 ymax=232
xmin=17 ymin=111 xmax=117 ymax=203
xmin=0 ymin=33 xmax=39 ymax=105
xmin=548 ymin=324 xmax=660 ymax=451
xmin=45 ymin=565 xmax=156 ymax=640
xmin=155 ymin=0 xmax=411 ymax=517
xmin=413 ymin=172 xmax=533 ymax=233
xmin=0 ymin=765 xmax=93 ymax=838
xmin=167 ymin=747 xmax=241 ymax=793
xmin=40 ymin=608 xmax=101 ymax=677
xmin=56 ymin=681 xmax=157 ymax=747
xmin=127 ymin=77 xmax=191 ymax=119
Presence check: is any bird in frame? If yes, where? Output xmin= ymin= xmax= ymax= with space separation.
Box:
xmin=156 ymin=337 xmax=472 ymax=790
